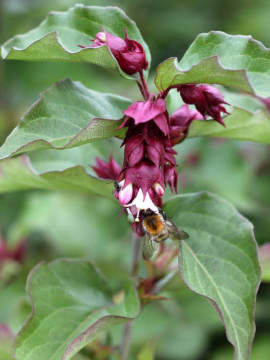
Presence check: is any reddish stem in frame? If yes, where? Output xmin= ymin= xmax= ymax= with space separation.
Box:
xmin=159 ymin=85 xmax=179 ymax=99
xmin=136 ymin=80 xmax=147 ymax=100
xmin=139 ymin=70 xmax=151 ymax=99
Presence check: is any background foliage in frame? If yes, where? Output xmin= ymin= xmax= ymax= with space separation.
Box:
xmin=1 ymin=0 xmax=270 ymax=359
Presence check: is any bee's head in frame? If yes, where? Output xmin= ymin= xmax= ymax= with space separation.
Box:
xmin=141 ymin=209 xmax=155 ymax=218
xmin=141 ymin=208 xmax=163 ymax=219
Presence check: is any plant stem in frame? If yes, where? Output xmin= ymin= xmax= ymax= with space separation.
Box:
xmin=119 ymin=233 xmax=141 ymax=360
xmin=139 ymin=70 xmax=151 ymax=100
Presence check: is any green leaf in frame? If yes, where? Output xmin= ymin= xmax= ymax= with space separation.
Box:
xmin=0 ymin=150 xmax=114 ymax=197
xmin=188 ymin=106 xmax=270 ymax=143
xmin=7 ymin=192 xmax=129 ymax=268
xmin=185 ymin=87 xmax=270 ymax=144
xmin=164 ymin=192 xmax=261 ymax=360
xmin=155 ymin=31 xmax=270 ymax=97
xmin=14 ymin=259 xmax=140 ymax=360
xmin=137 ymin=342 xmax=155 ymax=360
xmin=0 ymin=79 xmax=130 ymax=160
xmin=0 ymin=325 xmax=14 ymax=360
xmin=1 ymin=4 xmax=151 ymax=79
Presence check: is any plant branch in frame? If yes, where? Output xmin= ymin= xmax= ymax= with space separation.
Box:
xmin=136 ymin=80 xmax=147 ymax=100
xmin=119 ymin=233 xmax=141 ymax=360
xmin=139 ymin=70 xmax=151 ymax=100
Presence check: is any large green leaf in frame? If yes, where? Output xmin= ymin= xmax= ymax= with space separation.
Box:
xmin=164 ymin=192 xmax=261 ymax=360
xmin=0 ymin=141 xmax=118 ymax=196
xmin=155 ymin=31 xmax=270 ymax=97
xmin=0 ymin=154 xmax=113 ymax=197
xmin=188 ymin=106 xmax=270 ymax=144
xmin=187 ymin=85 xmax=270 ymax=144
xmin=7 ymin=192 xmax=129 ymax=268
xmin=1 ymin=4 xmax=151 ymax=79
xmin=0 ymin=79 xmax=130 ymax=160
xmin=166 ymin=82 xmax=270 ymax=144
xmin=14 ymin=259 xmax=140 ymax=360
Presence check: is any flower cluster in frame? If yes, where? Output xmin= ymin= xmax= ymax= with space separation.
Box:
xmin=91 ymin=30 xmax=229 ymax=236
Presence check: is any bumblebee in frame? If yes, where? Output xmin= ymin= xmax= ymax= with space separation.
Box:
xmin=141 ymin=208 xmax=189 ymax=259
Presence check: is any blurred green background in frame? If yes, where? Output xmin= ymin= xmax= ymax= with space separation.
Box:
xmin=1 ymin=0 xmax=270 ymax=359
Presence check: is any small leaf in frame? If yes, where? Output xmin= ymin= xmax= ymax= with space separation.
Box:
xmin=0 ymin=79 xmax=130 ymax=160
xmin=14 ymin=259 xmax=140 ymax=360
xmin=155 ymin=31 xmax=270 ymax=97
xmin=1 ymin=4 xmax=151 ymax=79
xmin=164 ymin=192 xmax=261 ymax=360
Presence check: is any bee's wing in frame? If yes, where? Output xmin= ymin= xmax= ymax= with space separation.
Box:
xmin=142 ymin=234 xmax=159 ymax=260
xmin=166 ymin=220 xmax=189 ymax=241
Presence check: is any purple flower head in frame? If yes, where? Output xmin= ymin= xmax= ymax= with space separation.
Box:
xmin=164 ymin=164 xmax=178 ymax=193
xmin=86 ymin=30 xmax=148 ymax=75
xmin=169 ymin=104 xmax=203 ymax=145
xmin=178 ymin=84 xmax=229 ymax=126
xmin=93 ymin=155 xmax=121 ymax=180
xmin=121 ymin=98 xmax=169 ymax=135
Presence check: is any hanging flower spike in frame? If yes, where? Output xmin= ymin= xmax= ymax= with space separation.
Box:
xmin=178 ymin=84 xmax=229 ymax=126
xmin=116 ymin=97 xmax=175 ymax=223
xmin=82 ymin=29 xmax=148 ymax=75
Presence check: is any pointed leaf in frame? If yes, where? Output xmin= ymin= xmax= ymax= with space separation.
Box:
xmin=188 ymin=106 xmax=270 ymax=143
xmin=155 ymin=31 xmax=270 ymax=97
xmin=0 ymin=79 xmax=130 ymax=160
xmin=164 ymin=192 xmax=261 ymax=360
xmin=183 ymin=86 xmax=270 ymax=144
xmin=14 ymin=259 xmax=140 ymax=360
xmin=0 ymin=146 xmax=115 ymax=197
xmin=1 ymin=4 xmax=151 ymax=79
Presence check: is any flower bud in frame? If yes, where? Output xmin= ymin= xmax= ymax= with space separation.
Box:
xmin=119 ymin=182 xmax=133 ymax=205
xmin=164 ymin=165 xmax=178 ymax=193
xmin=169 ymin=104 xmax=204 ymax=145
xmin=154 ymin=182 xmax=164 ymax=196
xmin=178 ymin=84 xmax=229 ymax=126
xmin=89 ymin=30 xmax=148 ymax=75
xmin=93 ymin=155 xmax=121 ymax=180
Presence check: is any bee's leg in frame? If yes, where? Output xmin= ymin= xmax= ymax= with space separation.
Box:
xmin=159 ymin=209 xmax=167 ymax=220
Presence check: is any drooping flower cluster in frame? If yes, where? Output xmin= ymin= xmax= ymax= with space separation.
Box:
xmin=91 ymin=30 xmax=229 ymax=236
